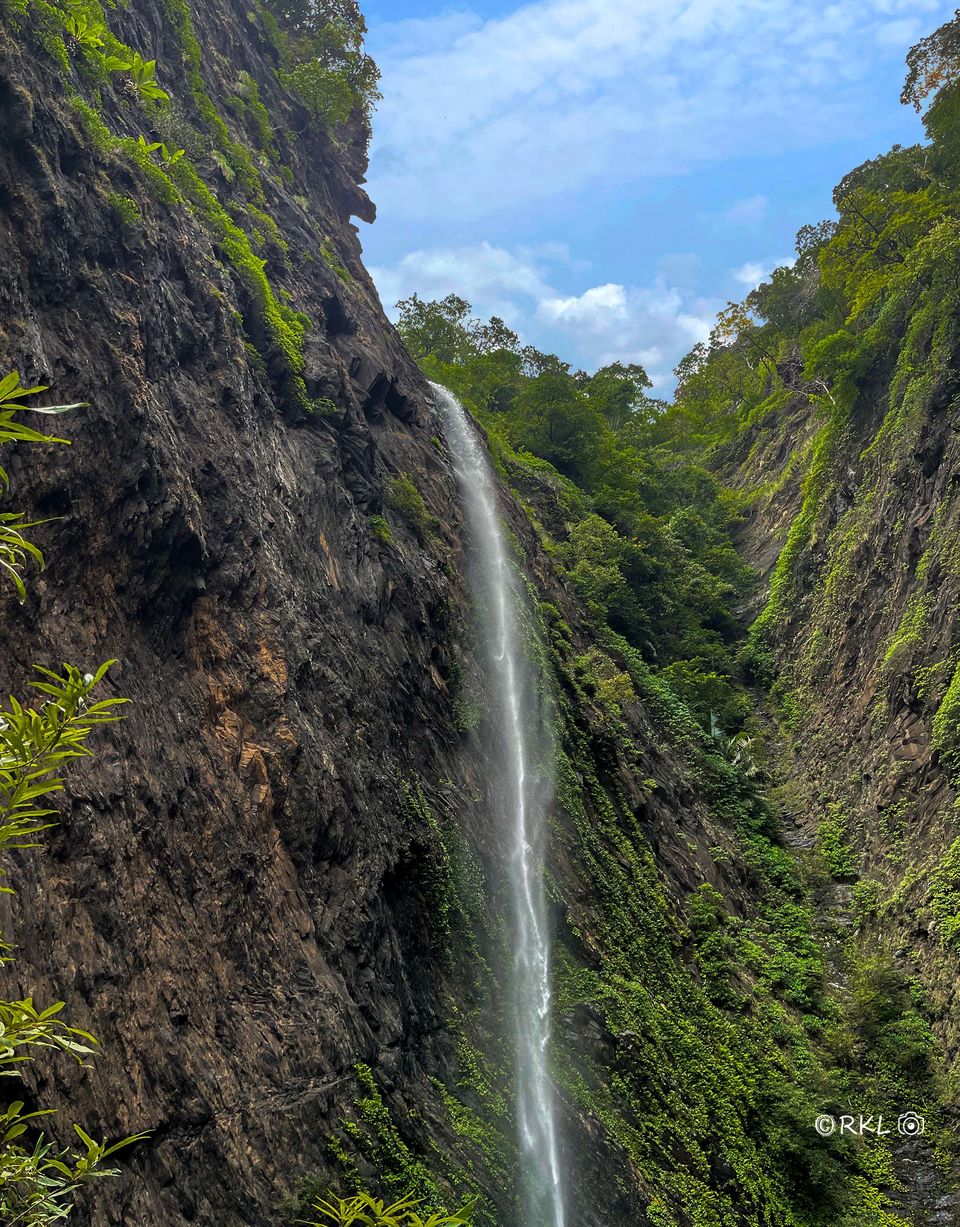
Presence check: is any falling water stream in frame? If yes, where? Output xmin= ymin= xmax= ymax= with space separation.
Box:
xmin=433 ymin=383 xmax=565 ymax=1227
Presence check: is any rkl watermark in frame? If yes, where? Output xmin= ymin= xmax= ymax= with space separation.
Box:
xmin=814 ymin=1111 xmax=925 ymax=1138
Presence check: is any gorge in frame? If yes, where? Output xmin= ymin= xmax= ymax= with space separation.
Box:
xmin=1 ymin=2 xmax=960 ymax=1226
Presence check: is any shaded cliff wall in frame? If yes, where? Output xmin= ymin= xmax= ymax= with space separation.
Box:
xmin=0 ymin=4 xmax=902 ymax=1226
xmin=0 ymin=2 xmax=491 ymax=1221
xmin=722 ymin=284 xmax=960 ymax=1112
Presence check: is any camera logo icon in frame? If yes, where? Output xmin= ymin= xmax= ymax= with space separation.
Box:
xmin=898 ymin=1111 xmax=925 ymax=1137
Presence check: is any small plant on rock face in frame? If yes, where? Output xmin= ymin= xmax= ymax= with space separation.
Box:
xmin=106 ymin=192 xmax=141 ymax=225
xmin=304 ymin=1191 xmax=475 ymax=1227
xmin=105 ymin=51 xmax=169 ymax=102
xmin=385 ymin=475 xmax=433 ymax=540
xmin=369 ymin=515 xmax=392 ymax=544
xmin=0 ymin=372 xmax=81 ymax=602
xmin=136 ymin=135 xmax=184 ymax=167
xmin=60 ymin=12 xmax=105 ymax=50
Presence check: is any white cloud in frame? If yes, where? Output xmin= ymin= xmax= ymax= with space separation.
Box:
xmin=367 ymin=0 xmax=949 ymax=223
xmin=538 ymin=284 xmax=629 ymax=327
xmin=874 ymin=17 xmax=927 ymax=46
xmin=733 ymin=260 xmax=769 ymax=287
xmin=370 ymin=244 xmax=720 ymax=388
xmin=732 ymin=256 xmax=795 ymax=289
xmin=370 ymin=242 xmax=553 ymax=321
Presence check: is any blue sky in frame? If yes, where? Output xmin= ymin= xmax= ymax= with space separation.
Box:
xmin=356 ymin=0 xmax=954 ymax=390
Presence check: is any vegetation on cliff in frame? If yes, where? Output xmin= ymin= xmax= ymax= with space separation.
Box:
xmin=0 ymin=379 xmax=139 ymax=1225
xmin=397 ymin=294 xmax=754 ymax=734
xmin=3 ymin=0 xmax=960 ymax=1224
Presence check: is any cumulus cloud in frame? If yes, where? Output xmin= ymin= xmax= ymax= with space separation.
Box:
xmin=538 ymin=284 xmax=630 ymax=327
xmin=367 ymin=0 xmax=947 ymax=222
xmin=370 ymin=242 xmax=554 ymax=322
xmin=370 ymin=244 xmax=720 ymax=388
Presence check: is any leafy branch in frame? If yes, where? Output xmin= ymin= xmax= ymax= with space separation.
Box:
xmin=304 ymin=1191 xmax=476 ymax=1227
xmin=0 ymin=373 xmax=83 ymax=603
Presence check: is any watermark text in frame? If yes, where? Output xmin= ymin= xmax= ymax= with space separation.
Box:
xmin=814 ymin=1111 xmax=924 ymax=1138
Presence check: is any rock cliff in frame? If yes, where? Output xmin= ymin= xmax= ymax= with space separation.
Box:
xmin=1 ymin=3 xmax=943 ymax=1226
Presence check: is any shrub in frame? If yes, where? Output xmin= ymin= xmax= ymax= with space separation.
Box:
xmin=307 ymin=1190 xmax=474 ymax=1227
xmin=818 ymin=803 xmax=856 ymax=880
xmin=263 ymin=1 xmax=381 ymax=135
xmin=106 ymin=191 xmax=142 ymax=224
xmin=386 ymin=475 xmax=432 ymax=540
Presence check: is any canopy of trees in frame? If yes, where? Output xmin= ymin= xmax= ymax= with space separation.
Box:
xmin=397 ymin=297 xmax=753 ymax=731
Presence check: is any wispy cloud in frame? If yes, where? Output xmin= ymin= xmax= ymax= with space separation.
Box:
xmin=732 ymin=255 xmax=795 ymax=289
xmin=367 ymin=0 xmax=943 ymax=223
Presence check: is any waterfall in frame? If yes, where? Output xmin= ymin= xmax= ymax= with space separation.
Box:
xmin=433 ymin=383 xmax=565 ymax=1227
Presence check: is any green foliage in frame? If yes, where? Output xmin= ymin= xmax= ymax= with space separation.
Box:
xmin=0 ymin=370 xmax=144 ymax=1221
xmin=818 ymin=803 xmax=856 ymax=880
xmin=262 ymin=0 xmax=381 ymax=136
xmin=851 ymin=878 xmax=883 ymax=926
xmin=0 ymin=373 xmax=83 ymax=602
xmin=385 ymin=475 xmax=432 ymax=540
xmin=932 ymin=660 xmax=960 ymax=786
xmin=320 ymin=239 xmax=351 ymax=283
xmin=305 ymin=1190 xmax=475 ymax=1227
xmin=117 ymin=51 xmax=170 ymax=101
xmin=369 ymin=514 xmax=392 ymax=544
xmin=902 ymin=9 xmax=960 ymax=113
xmin=882 ymin=594 xmax=930 ymax=676
xmin=106 ymin=191 xmax=141 ymax=225
xmin=848 ymin=957 xmax=935 ymax=1084
xmin=228 ymin=71 xmax=277 ymax=156
xmin=167 ymin=157 xmax=310 ymax=407
xmin=662 ymin=14 xmax=960 ymax=737
xmin=0 ymin=662 xmax=144 ymax=1225
xmin=62 ymin=5 xmax=304 ymax=404
xmin=398 ymin=297 xmax=753 ymax=732
xmin=60 ymin=9 xmax=104 ymax=50
xmin=0 ymin=660 xmax=127 ymax=868
xmin=929 ymin=836 xmax=960 ymax=949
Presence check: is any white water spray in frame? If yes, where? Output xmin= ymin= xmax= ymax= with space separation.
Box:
xmin=433 ymin=383 xmax=565 ymax=1227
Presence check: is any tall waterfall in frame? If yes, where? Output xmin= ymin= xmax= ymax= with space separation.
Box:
xmin=433 ymin=383 xmax=565 ymax=1227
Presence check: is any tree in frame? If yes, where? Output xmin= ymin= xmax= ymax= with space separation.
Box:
xmin=396 ymin=294 xmax=477 ymax=365
xmin=473 ymin=315 xmax=519 ymax=356
xmin=581 ymin=361 xmax=653 ymax=431
xmin=265 ymin=0 xmax=381 ymax=130
xmin=902 ymin=9 xmax=960 ymax=111
xmin=509 ymin=373 xmax=605 ymax=480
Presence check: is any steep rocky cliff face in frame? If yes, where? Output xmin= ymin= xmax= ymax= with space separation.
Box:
xmin=703 ymin=94 xmax=960 ymax=1210
xmin=0 ymin=4 xmax=800 ymax=1225
xmin=3 ymin=3 xmax=948 ymax=1226
xmin=0 ymin=4 xmax=478 ymax=1222
xmin=725 ymin=327 xmax=960 ymax=1109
